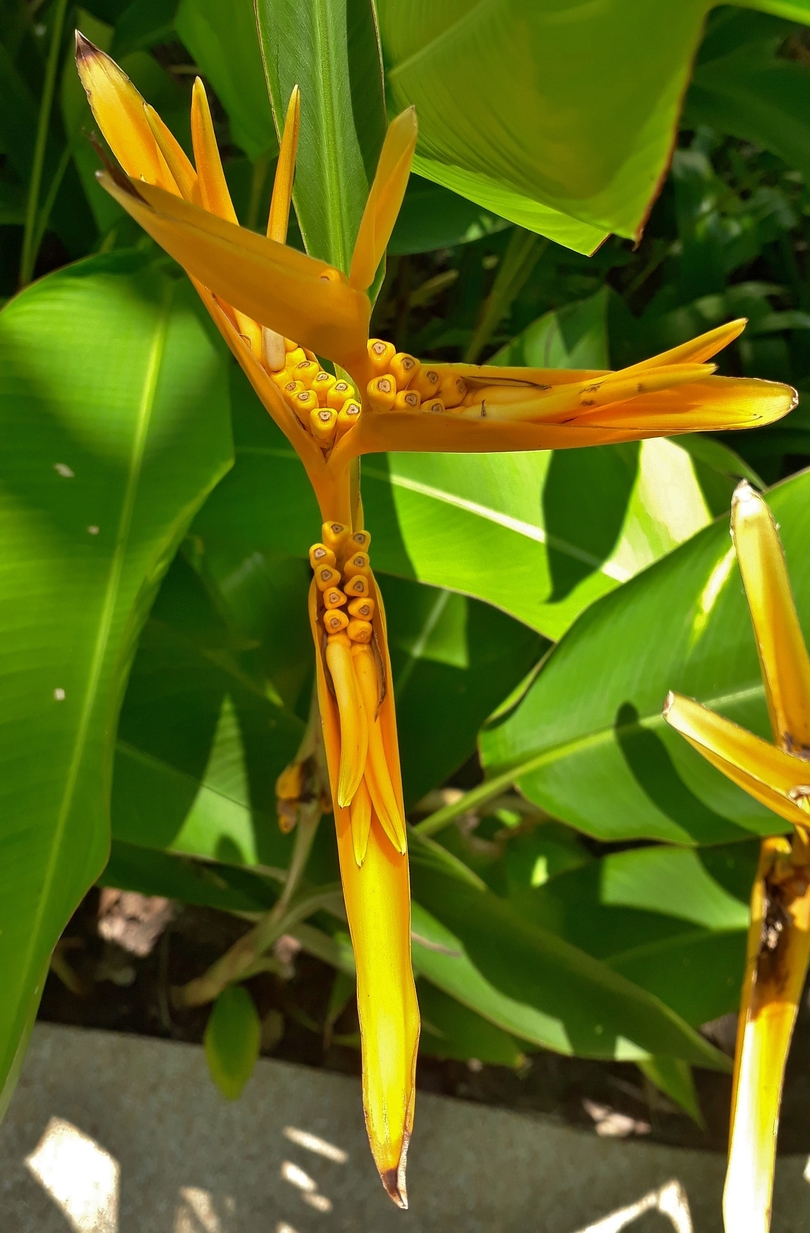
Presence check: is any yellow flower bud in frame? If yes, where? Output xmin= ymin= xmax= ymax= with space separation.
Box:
xmin=314 ymin=563 xmax=341 ymax=590
xmin=347 ymin=618 xmax=373 ymax=643
xmin=327 ymin=379 xmax=355 ymax=410
xmin=348 ymin=596 xmax=375 ymax=620
xmin=308 ymin=543 xmax=336 ymax=570
xmin=390 ymin=352 xmax=420 ymax=388
xmin=367 ymin=375 xmax=397 ymax=412
xmin=336 ymin=401 xmax=362 ymax=439
xmin=412 ymin=366 xmax=440 ymax=398
xmin=322 ymin=521 xmax=349 ymax=554
xmin=368 ymin=338 xmax=396 ymax=373
xmin=310 ymin=406 xmax=338 ymax=445
xmin=345 ymin=551 xmax=370 ymax=579
xmin=323 ymin=607 xmax=350 ymax=634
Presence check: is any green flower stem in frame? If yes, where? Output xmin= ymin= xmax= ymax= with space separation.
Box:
xmin=412 ymin=766 xmax=522 ymax=838
xmin=464 ymin=230 xmax=547 ymax=363
xmin=19 ymin=0 xmax=69 ymax=287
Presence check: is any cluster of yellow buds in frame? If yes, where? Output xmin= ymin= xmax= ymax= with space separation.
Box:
xmin=261 ymin=330 xmax=361 ymax=449
xmin=309 ymin=522 xmax=407 ymax=866
xmin=260 ymin=329 xmax=471 ymax=455
xmin=365 ymin=338 xmax=467 ymax=416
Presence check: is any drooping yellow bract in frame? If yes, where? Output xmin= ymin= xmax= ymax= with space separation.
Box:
xmin=77 ymin=33 xmax=798 ymax=1208
xmin=664 ymin=482 xmax=810 ymax=1233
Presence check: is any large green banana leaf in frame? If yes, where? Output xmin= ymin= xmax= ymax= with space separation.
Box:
xmin=0 ymin=250 xmax=232 ymax=1100
xmin=377 ymin=0 xmax=810 ymax=250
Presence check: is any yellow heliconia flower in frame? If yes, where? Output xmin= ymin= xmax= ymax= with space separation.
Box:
xmin=664 ymin=482 xmax=810 ymax=1233
xmin=76 ymin=32 xmax=797 ymax=1208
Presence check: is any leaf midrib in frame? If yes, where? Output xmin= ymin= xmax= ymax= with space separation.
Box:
xmin=385 ymin=0 xmax=499 ymax=82
xmin=310 ymin=0 xmax=353 ymax=270
xmin=487 ymin=681 xmax=766 ymax=781
xmin=19 ymin=283 xmax=174 ymax=1014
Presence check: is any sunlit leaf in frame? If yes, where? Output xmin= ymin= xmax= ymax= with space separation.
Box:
xmin=0 ymin=250 xmax=232 ymax=1099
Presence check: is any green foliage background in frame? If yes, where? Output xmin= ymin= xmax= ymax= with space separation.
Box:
xmin=3 ymin=0 xmax=810 ymax=1119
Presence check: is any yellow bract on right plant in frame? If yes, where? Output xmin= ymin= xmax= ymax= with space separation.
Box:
xmin=664 ymin=480 xmax=810 ymax=1233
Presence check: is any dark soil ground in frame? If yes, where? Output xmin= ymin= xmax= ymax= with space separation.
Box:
xmin=37 ymin=886 xmax=810 ymax=1157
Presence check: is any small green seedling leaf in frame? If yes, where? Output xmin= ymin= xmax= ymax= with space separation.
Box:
xmin=204 ymin=985 xmax=261 ymax=1100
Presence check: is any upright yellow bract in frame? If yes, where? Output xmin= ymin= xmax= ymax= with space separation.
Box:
xmin=664 ymin=482 xmax=810 ymax=1233
xmin=77 ymin=32 xmax=797 ymax=1206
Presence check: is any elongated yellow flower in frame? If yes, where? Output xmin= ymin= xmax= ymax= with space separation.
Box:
xmin=664 ymin=482 xmax=810 ymax=1233
xmin=77 ymin=34 xmax=797 ymax=1207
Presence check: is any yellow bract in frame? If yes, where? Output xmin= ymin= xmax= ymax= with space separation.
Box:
xmin=664 ymin=483 xmax=810 ymax=1233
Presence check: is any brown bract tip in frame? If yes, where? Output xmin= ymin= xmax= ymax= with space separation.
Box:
xmin=380 ymin=1132 xmax=410 ymax=1209
xmin=662 ymin=690 xmax=675 ymax=717
xmin=380 ymin=1167 xmax=408 ymax=1209
xmin=75 ymin=29 xmax=98 ymax=62
xmin=94 ymin=160 xmax=147 ymax=205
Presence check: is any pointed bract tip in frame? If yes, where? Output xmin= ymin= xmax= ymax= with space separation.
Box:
xmin=380 ymin=1137 xmax=409 ymax=1209
xmin=74 ymin=29 xmax=97 ymax=62
xmin=394 ymin=105 xmax=418 ymax=140
xmin=732 ymin=478 xmax=757 ymax=507
xmin=662 ymin=690 xmax=675 ymax=718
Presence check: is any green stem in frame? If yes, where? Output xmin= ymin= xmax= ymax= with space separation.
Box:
xmin=412 ymin=765 xmax=522 ymax=838
xmin=464 ymin=230 xmax=547 ymax=363
xmin=31 ymin=140 xmax=72 ymax=259
xmin=176 ymin=881 xmax=343 ymax=1007
xmin=20 ymin=0 xmax=69 ymax=287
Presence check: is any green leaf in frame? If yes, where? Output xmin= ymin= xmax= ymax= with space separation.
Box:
xmin=101 ymin=839 xmax=280 ymax=913
xmin=407 ymin=155 xmax=609 ymax=256
xmin=686 ymin=11 xmax=810 ymax=186
xmin=383 ymin=575 xmax=543 ymax=805
xmin=638 ymin=1056 xmax=704 ymax=1127
xmin=255 ymin=0 xmax=386 ymax=269
xmin=0 ymin=26 xmax=96 ymax=256
xmin=174 ymin=0 xmax=277 ymax=160
xmin=410 ymin=899 xmax=589 ymax=1052
xmin=410 ymin=869 xmax=729 ymax=1069
xmin=378 ymin=0 xmax=707 ymax=243
xmin=376 ymin=0 xmax=810 ymax=252
xmin=418 ymin=979 xmax=524 ymax=1068
xmin=505 ymin=841 xmax=753 ymax=1026
xmin=480 ymin=467 xmax=810 ymax=844
xmin=609 ymin=930 xmax=746 ymax=1027
xmin=0 ymin=250 xmax=233 ymax=1097
xmin=389 ymin=175 xmax=510 ymax=255
xmin=111 ymin=0 xmax=179 ymax=56
xmin=492 ymin=285 xmax=611 ymax=369
xmin=204 ymin=985 xmax=261 ymax=1100
xmin=112 ymin=551 xmax=303 ymax=867
xmin=363 ymin=436 xmax=714 ymax=642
